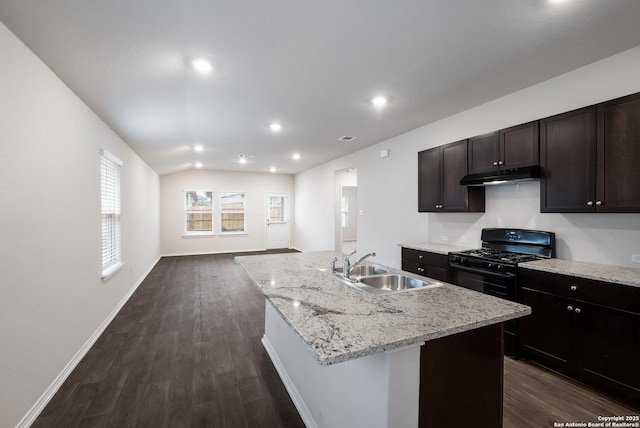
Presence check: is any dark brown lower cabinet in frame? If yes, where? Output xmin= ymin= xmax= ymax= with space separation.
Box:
xmin=401 ymin=247 xmax=449 ymax=282
xmin=420 ymin=323 xmax=504 ymax=428
xmin=519 ymin=268 xmax=640 ymax=408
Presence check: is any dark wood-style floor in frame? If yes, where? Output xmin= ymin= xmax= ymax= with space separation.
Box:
xmin=33 ymin=252 xmax=637 ymax=428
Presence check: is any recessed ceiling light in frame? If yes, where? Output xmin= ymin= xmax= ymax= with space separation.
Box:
xmin=192 ymin=58 xmax=213 ymax=73
xmin=371 ymin=96 xmax=388 ymax=108
xmin=269 ymin=123 xmax=282 ymax=132
xmin=194 ymin=144 xmax=204 ymax=152
xmin=292 ymin=153 xmax=301 ymax=160
xmin=238 ymin=154 xmax=248 ymax=164
xmin=194 ymin=162 xmax=203 ymax=168
xmin=270 ymin=167 xmax=277 ymax=173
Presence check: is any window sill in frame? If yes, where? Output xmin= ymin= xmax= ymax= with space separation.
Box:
xmin=219 ymin=231 xmax=248 ymax=236
xmin=182 ymin=232 xmax=215 ymax=238
xmin=102 ymin=261 xmax=125 ymax=282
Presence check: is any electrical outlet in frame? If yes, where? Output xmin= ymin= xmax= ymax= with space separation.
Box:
xmin=632 ymin=254 xmax=640 ymax=264
xmin=441 ymin=235 xmax=449 ymax=242
xmin=460 ymin=237 xmax=469 ymax=244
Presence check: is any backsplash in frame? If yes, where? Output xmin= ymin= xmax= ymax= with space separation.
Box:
xmin=428 ymin=182 xmax=640 ymax=267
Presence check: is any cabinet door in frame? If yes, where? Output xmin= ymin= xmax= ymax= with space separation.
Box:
xmin=441 ymin=140 xmax=467 ymax=211
xmin=519 ymin=287 xmax=573 ymax=371
xmin=442 ymin=140 xmax=485 ymax=212
xmin=500 ymin=121 xmax=539 ymax=169
xmin=467 ymin=132 xmax=499 ymax=174
xmin=574 ymin=302 xmax=640 ymax=407
xmin=540 ymin=106 xmax=597 ymax=212
xmin=597 ymin=92 xmax=640 ymax=212
xmin=418 ymin=147 xmax=441 ymax=212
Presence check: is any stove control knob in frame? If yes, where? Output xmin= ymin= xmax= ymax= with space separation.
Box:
xmin=496 ymin=264 xmax=504 ymax=271
xmin=455 ymin=256 xmax=465 ymax=264
xmin=487 ymin=263 xmax=495 ymax=269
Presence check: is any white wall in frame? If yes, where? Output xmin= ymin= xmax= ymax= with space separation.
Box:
xmin=160 ymin=169 xmax=294 ymax=255
xmin=0 ymin=22 xmax=160 ymax=428
xmin=293 ymin=45 xmax=640 ymax=269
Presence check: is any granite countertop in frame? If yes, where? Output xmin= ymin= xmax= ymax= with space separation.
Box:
xmin=236 ymin=251 xmax=531 ymax=366
xmin=520 ymin=258 xmax=640 ymax=288
xmin=400 ymin=242 xmax=475 ymax=255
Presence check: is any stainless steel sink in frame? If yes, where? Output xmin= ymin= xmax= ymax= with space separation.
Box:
xmin=333 ymin=264 xmax=389 ymax=278
xmin=322 ymin=264 xmax=442 ymax=295
xmin=358 ymin=274 xmax=433 ymax=291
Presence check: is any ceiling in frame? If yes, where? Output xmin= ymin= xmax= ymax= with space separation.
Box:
xmin=2 ymin=1 xmax=640 ymax=176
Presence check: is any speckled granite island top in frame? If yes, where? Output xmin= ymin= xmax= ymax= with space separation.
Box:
xmin=235 ymin=251 xmax=531 ymax=365
xmin=520 ymin=259 xmax=640 ymax=288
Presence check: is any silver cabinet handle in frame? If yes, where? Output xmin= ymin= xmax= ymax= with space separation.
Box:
xmin=587 ymin=201 xmax=594 ymax=206
xmin=575 ymin=307 xmax=581 ymax=314
xmin=418 ymin=254 xmax=424 ymax=259
xmin=596 ymin=200 xmax=602 ymax=206
xmin=498 ymin=160 xmax=504 ymax=165
xmin=570 ymin=285 xmax=577 ymax=291
xmin=493 ymin=161 xmax=498 ymax=166
xmin=567 ymin=305 xmax=574 ymax=311
xmin=417 ymin=267 xmax=425 ymax=272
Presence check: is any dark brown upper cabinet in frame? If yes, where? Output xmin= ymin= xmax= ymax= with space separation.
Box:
xmin=541 ymin=92 xmax=640 ymax=213
xmin=419 ymin=140 xmax=485 ymax=212
xmin=467 ymin=132 xmax=499 ymax=175
xmin=596 ymin=92 xmax=640 ymax=212
xmin=540 ymin=106 xmax=597 ymax=213
xmin=500 ymin=121 xmax=540 ymax=169
xmin=467 ymin=121 xmax=539 ymax=175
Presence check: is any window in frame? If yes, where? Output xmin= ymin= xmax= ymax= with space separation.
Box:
xmin=185 ymin=190 xmax=213 ymax=234
xmin=268 ymin=194 xmax=288 ymax=222
xmin=220 ymin=191 xmax=246 ymax=233
xmin=101 ymin=149 xmax=123 ymax=279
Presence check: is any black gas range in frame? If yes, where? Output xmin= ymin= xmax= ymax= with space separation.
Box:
xmin=448 ymin=228 xmax=555 ymax=357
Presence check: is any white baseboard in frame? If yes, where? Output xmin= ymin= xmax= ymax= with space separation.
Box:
xmin=15 ymin=256 xmax=161 ymax=428
xmin=261 ymin=335 xmax=318 ymax=428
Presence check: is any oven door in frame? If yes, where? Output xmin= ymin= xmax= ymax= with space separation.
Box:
xmin=449 ymin=262 xmax=520 ymax=357
xmin=448 ymin=263 xmax=516 ymax=301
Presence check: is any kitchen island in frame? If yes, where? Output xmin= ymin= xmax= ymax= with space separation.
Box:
xmin=236 ymin=251 xmax=531 ymax=428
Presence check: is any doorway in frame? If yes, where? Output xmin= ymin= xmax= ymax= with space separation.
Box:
xmin=334 ymin=168 xmax=357 ymax=255
xmin=266 ymin=192 xmax=290 ymax=249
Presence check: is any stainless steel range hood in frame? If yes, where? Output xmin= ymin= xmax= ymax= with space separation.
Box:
xmin=460 ymin=165 xmax=540 ymax=186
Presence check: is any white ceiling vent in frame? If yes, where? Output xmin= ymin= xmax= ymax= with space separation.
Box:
xmin=338 ymin=136 xmax=357 ymax=142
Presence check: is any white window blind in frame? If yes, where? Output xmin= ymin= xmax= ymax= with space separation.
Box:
xmin=101 ymin=149 xmax=123 ymax=278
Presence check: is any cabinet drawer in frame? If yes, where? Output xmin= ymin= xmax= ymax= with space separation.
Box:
xmin=402 ymin=260 xmax=449 ymax=282
xmin=401 ymin=248 xmax=449 ymax=269
xmin=519 ymin=268 xmax=640 ymax=314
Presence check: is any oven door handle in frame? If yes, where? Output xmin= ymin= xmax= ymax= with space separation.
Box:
xmin=449 ymin=263 xmax=516 ymax=280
